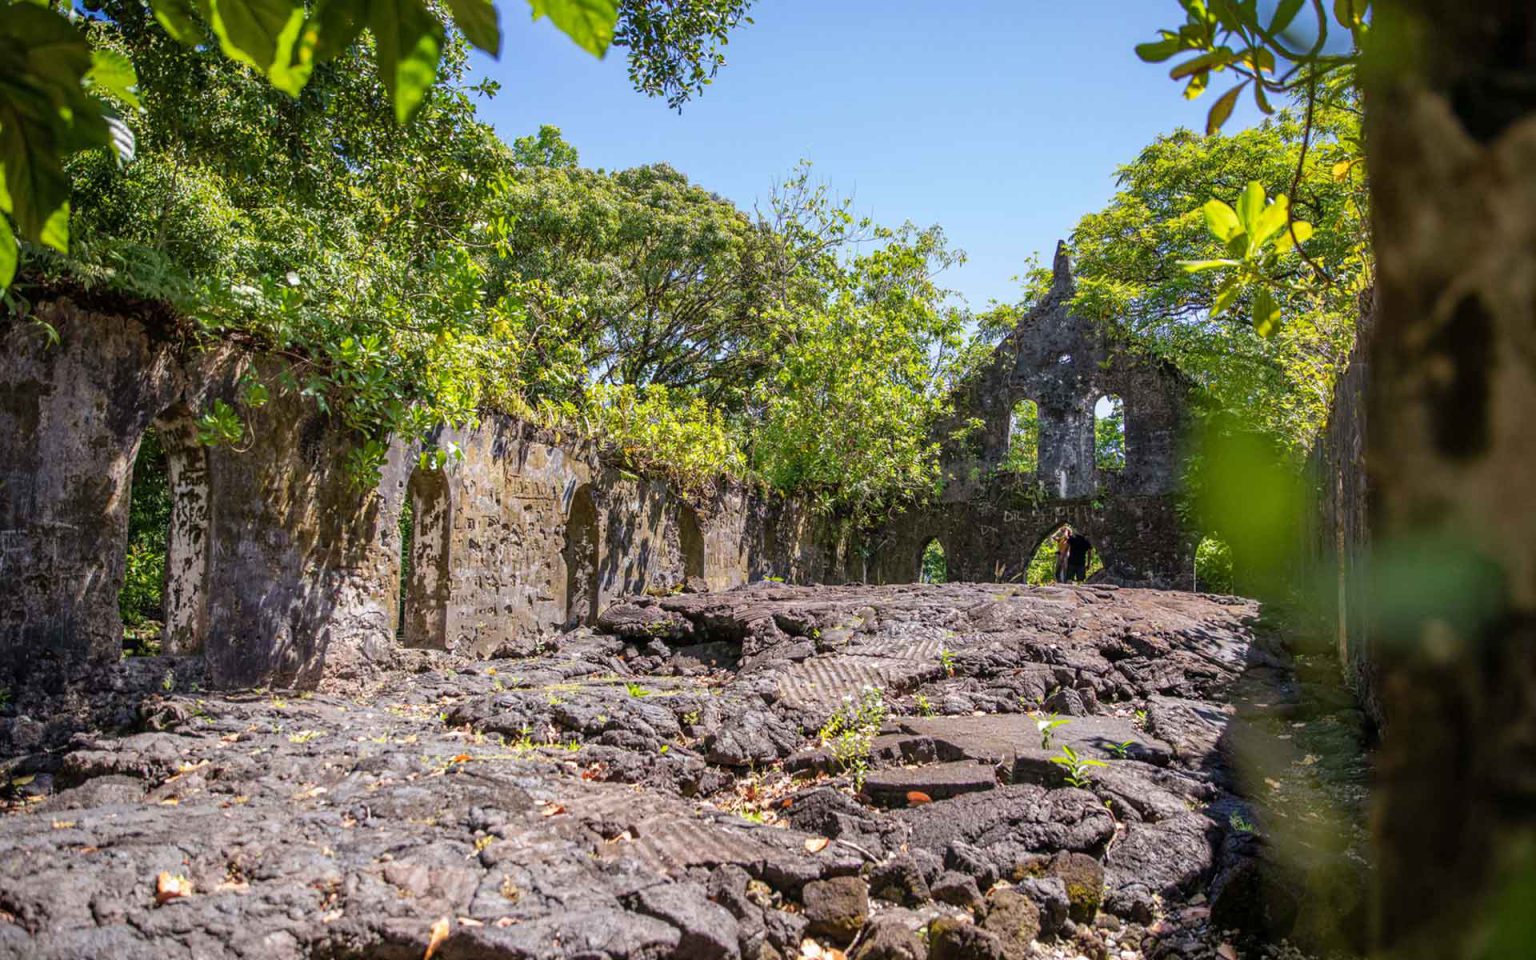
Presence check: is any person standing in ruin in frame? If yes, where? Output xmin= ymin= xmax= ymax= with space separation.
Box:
xmin=1053 ymin=526 xmax=1072 ymax=582
xmin=1065 ymin=530 xmax=1092 ymax=582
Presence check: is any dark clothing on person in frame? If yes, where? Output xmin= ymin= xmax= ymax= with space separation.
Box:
xmin=1065 ymin=533 xmax=1092 ymax=582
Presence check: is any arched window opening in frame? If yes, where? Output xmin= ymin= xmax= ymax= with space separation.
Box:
xmin=1025 ymin=524 xmax=1103 ymax=585
xmin=1002 ymin=398 xmax=1039 ymax=473
xmin=400 ymin=466 xmax=450 ymax=649
xmin=679 ymin=505 xmax=705 ymax=582
xmin=564 ymin=485 xmax=600 ymax=627
xmin=1195 ymin=536 xmax=1234 ymax=594
xmin=1095 ymin=395 xmax=1126 ymax=473
xmin=919 ymin=538 xmax=947 ymax=584
xmin=121 ymin=428 xmax=170 ymax=656
xmin=119 ymin=415 xmax=209 ymax=656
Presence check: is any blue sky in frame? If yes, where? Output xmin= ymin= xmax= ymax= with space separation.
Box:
xmin=467 ymin=1 xmax=1261 ymax=310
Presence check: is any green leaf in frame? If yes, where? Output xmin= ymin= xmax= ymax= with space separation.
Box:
xmin=1270 ymin=0 xmax=1305 ymax=33
xmin=1274 ymin=220 xmax=1314 ymax=254
xmin=86 ymin=49 xmax=141 ymax=109
xmin=1180 ymin=258 xmax=1239 ymax=273
xmin=1251 ymin=194 xmax=1291 ymax=246
xmin=1252 ymin=285 xmax=1281 ymax=336
xmin=205 ymin=0 xmax=310 ymax=95
xmin=370 ymin=0 xmax=444 ymax=124
xmin=446 ymin=0 xmax=500 ymax=55
xmin=528 ymin=0 xmax=617 ymax=57
xmin=306 ymin=0 xmax=367 ymax=63
xmin=1203 ymin=199 xmax=1243 ymax=243
xmin=0 ymin=215 xmax=16 ymax=290
xmin=1135 ymin=35 xmax=1181 ymax=63
xmin=1253 ymin=80 xmax=1273 ymax=115
xmin=1235 ymin=181 xmax=1266 ymax=232
xmin=1205 ymin=82 xmax=1244 ymax=135
xmin=150 ymin=0 xmax=207 ymax=44
xmin=1169 ymin=48 xmax=1233 ymax=80
xmin=102 ymin=110 xmax=136 ymax=165
xmin=0 ymin=102 xmax=70 ymax=250
xmin=1183 ymin=71 xmax=1209 ymax=100
xmin=1211 ymin=278 xmax=1240 ymax=318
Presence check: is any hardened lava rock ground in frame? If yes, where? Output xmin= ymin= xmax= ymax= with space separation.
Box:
xmin=0 ymin=583 xmax=1368 ymax=960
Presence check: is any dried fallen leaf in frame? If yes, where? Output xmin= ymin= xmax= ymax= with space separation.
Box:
xmin=803 ymin=837 xmax=830 ymax=853
xmin=50 ymin=820 xmax=76 ymax=830
xmin=539 ymin=803 xmax=566 ymax=818
xmin=155 ymin=872 xmax=193 ymax=905
xmin=905 ymin=791 xmax=933 ymax=806
xmin=799 ymin=939 xmax=824 ymax=959
xmin=781 ymin=797 xmax=794 ymax=809
xmin=451 ymin=754 xmax=472 ymax=764
xmin=424 ymin=916 xmax=450 ymax=959
xmin=1217 ymin=943 xmax=1238 ymax=960
xmin=457 ymin=916 xmax=483 ymax=927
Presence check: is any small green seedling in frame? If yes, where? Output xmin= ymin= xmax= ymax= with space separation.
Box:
xmin=1050 ymin=745 xmax=1107 ymax=788
xmin=938 ymin=646 xmax=956 ymax=678
xmin=625 ymin=682 xmax=652 ymax=698
xmin=1107 ymin=740 xmax=1135 ymax=760
xmin=914 ymin=693 xmax=935 ymax=717
xmin=1036 ymin=713 xmax=1070 ymax=748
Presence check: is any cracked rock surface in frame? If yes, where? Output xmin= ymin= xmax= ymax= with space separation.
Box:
xmin=0 ymin=582 xmax=1359 ymax=959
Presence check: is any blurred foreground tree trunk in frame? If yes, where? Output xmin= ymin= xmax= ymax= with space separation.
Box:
xmin=1364 ymin=2 xmax=1536 ymax=956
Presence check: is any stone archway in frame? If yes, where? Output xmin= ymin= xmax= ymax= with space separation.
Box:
xmin=119 ymin=407 xmax=211 ymax=656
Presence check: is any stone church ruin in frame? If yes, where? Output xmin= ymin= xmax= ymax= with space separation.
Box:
xmin=0 ymin=266 xmax=1368 ymax=960
xmin=871 ymin=245 xmax=1192 ymax=588
xmin=1 ymin=249 xmax=1192 ymax=693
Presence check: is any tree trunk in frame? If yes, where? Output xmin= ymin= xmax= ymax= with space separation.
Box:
xmin=1364 ymin=2 xmax=1536 ymax=955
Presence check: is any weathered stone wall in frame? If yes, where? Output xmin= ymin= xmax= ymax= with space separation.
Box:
xmin=1305 ymin=294 xmax=1377 ymax=723
xmin=0 ymin=295 xmax=218 ymax=685
xmin=0 ymin=296 xmax=841 ymax=689
xmin=875 ymin=245 xmax=1194 ymax=587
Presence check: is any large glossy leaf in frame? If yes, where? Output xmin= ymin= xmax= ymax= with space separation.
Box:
xmin=1203 ymin=199 xmax=1243 ymax=242
xmin=1251 ymin=193 xmax=1290 ymax=245
xmin=0 ymin=213 xmax=16 ymax=289
xmin=306 ymin=0 xmax=367 ymax=63
xmin=1135 ymin=35 xmax=1180 ymax=63
xmin=86 ymin=49 xmax=140 ymax=109
xmin=447 ymin=0 xmax=499 ymax=55
xmin=1205 ymin=81 xmax=1244 ymax=134
xmin=1169 ymin=48 xmax=1233 ymax=80
xmin=528 ymin=0 xmax=617 ymax=57
xmin=2 ymin=5 xmax=94 ymax=95
xmin=1270 ymin=0 xmax=1305 ymax=33
xmin=1274 ymin=220 xmax=1314 ymax=254
xmin=1235 ymin=181 xmax=1266 ymax=232
xmin=103 ymin=110 xmax=136 ymax=165
xmin=1211 ymin=277 xmax=1240 ymax=318
xmin=0 ymin=98 xmax=70 ymax=251
xmin=1180 ymin=258 xmax=1240 ymax=274
xmin=150 ymin=0 xmax=208 ymax=45
xmin=370 ymin=0 xmax=444 ymax=124
xmin=206 ymin=0 xmax=310 ymax=95
xmin=1252 ymin=285 xmax=1281 ymax=336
